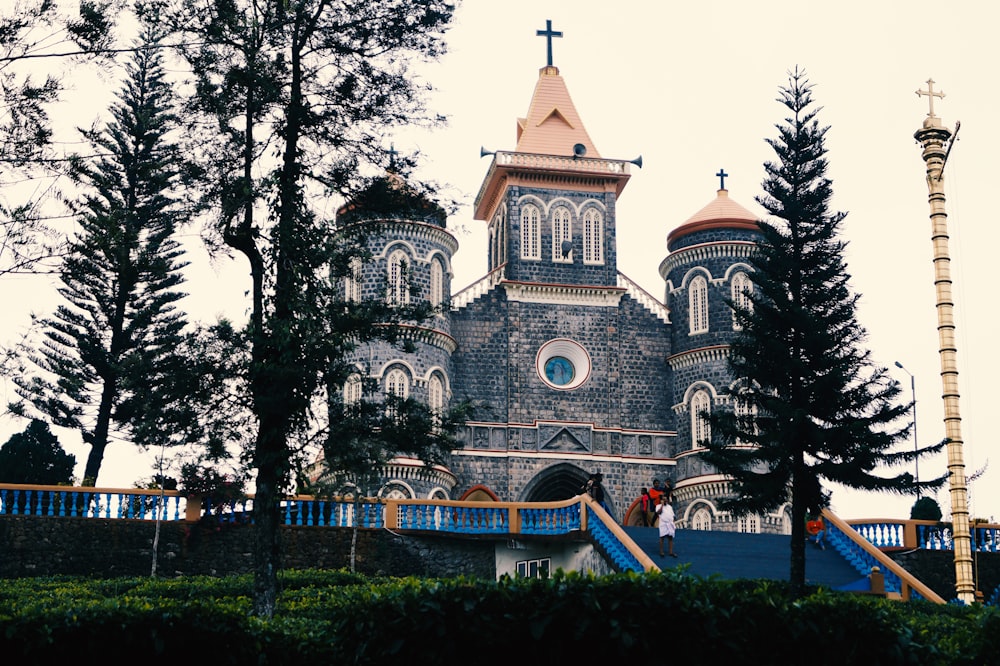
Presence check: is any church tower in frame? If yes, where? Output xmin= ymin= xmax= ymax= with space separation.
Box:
xmin=333 ymin=174 xmax=461 ymax=500
xmin=448 ymin=22 xmax=674 ymax=516
xmin=661 ymin=179 xmax=787 ymax=533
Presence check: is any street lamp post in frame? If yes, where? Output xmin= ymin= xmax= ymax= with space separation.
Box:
xmin=895 ymin=361 xmax=919 ymax=493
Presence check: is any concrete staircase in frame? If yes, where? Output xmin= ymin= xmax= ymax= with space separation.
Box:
xmin=622 ymin=525 xmax=867 ymax=589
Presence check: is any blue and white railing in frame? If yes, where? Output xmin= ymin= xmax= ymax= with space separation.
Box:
xmin=0 ymin=484 xmax=653 ymax=572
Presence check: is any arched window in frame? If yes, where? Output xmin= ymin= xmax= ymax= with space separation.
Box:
xmin=343 ymin=373 xmax=362 ymax=408
xmin=428 ymin=373 xmax=444 ymax=415
xmin=691 ymin=389 xmax=711 ymax=448
xmin=692 ymin=507 xmax=713 ymax=531
xmin=689 ymin=274 xmax=708 ymax=334
xmin=733 ymin=388 xmax=758 ymax=445
xmin=387 ymin=249 xmax=410 ymax=305
xmin=521 ymin=204 xmax=540 ymax=260
xmin=737 ymin=513 xmax=761 ymax=534
xmin=583 ymin=209 xmax=603 ymax=264
xmin=551 ymin=206 xmax=571 ymax=262
xmin=430 ymin=258 xmax=444 ymax=307
xmin=731 ymin=271 xmax=753 ymax=330
xmin=491 ymin=207 xmax=507 ymax=269
xmin=428 ymin=373 xmax=445 ymax=431
xmin=385 ymin=368 xmax=409 ymax=400
xmin=345 ymin=257 xmax=362 ymax=302
xmin=384 ymin=367 xmax=409 ymax=419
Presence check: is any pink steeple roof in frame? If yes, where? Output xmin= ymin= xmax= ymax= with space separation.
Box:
xmin=667 ymin=189 xmax=760 ymax=248
xmin=514 ymin=66 xmax=601 ymax=157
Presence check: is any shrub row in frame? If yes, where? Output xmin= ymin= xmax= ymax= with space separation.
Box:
xmin=1 ymin=569 xmax=998 ymax=664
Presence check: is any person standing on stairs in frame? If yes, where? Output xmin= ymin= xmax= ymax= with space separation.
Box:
xmin=656 ymin=493 xmax=677 ymax=558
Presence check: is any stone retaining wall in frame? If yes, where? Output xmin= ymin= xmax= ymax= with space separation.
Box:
xmin=0 ymin=516 xmax=496 ymax=579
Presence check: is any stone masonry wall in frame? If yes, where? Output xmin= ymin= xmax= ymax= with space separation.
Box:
xmin=0 ymin=516 xmax=495 ymax=580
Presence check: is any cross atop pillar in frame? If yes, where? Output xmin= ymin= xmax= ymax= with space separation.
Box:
xmin=916 ymin=78 xmax=945 ymax=118
xmin=716 ymin=168 xmax=729 ymax=190
xmin=386 ymin=143 xmax=399 ymax=169
xmin=536 ymin=19 xmax=563 ymax=68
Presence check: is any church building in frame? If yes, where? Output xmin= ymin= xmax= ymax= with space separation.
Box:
xmin=334 ymin=26 xmax=792 ymax=536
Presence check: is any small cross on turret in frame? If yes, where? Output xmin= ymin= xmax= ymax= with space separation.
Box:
xmin=716 ymin=168 xmax=729 ymax=190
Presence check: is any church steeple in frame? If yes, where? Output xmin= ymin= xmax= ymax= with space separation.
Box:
xmin=513 ymin=63 xmax=601 ymax=158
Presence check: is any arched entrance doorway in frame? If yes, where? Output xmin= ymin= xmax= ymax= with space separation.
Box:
xmin=521 ymin=462 xmax=588 ymax=503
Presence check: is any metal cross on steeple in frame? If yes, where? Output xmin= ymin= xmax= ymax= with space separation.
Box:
xmin=536 ymin=19 xmax=563 ymax=67
xmin=916 ymin=78 xmax=945 ymax=118
xmin=716 ymin=168 xmax=729 ymax=190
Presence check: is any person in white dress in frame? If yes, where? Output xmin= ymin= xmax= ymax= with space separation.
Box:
xmin=655 ymin=493 xmax=677 ymax=558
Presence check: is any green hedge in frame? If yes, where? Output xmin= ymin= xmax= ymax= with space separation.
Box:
xmin=1 ymin=569 xmax=997 ymax=664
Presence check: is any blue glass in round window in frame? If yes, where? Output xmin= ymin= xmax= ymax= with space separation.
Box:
xmin=544 ymin=356 xmax=575 ymax=386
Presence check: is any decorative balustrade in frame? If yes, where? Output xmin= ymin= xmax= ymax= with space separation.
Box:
xmin=0 ymin=484 xmax=188 ymax=521
xmin=847 ymin=518 xmax=1000 ymax=553
xmin=1 ymin=484 xmax=650 ymax=573
xmin=617 ymin=272 xmax=670 ymax=323
xmin=450 ymin=264 xmax=505 ymax=310
xmin=492 ymin=151 xmax=633 ymax=175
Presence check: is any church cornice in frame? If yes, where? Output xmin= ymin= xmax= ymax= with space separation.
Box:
xmin=375 ymin=323 xmax=458 ymax=353
xmin=383 ymin=457 xmax=457 ymax=490
xmin=502 ymin=280 xmax=626 ymax=306
xmin=341 ymin=217 xmax=459 ymax=254
xmin=659 ymin=241 xmax=756 ymax=280
xmin=667 ymin=344 xmax=730 ymax=370
xmin=474 ymin=151 xmax=634 ymax=221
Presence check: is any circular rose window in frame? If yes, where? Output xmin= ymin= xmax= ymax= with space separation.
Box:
xmin=536 ymin=339 xmax=591 ymax=390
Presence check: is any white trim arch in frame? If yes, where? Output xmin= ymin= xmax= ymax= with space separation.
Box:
xmin=723 ymin=262 xmax=754 ymax=281
xmin=379 ymin=479 xmax=416 ymax=500
xmin=679 ymin=266 xmax=715 ymax=290
xmin=681 ymin=381 xmax=720 ymax=405
xmin=425 ymin=249 xmax=453 ymax=276
xmin=375 ymin=239 xmax=419 ymax=261
xmin=375 ymin=358 xmax=418 ymax=380
xmin=544 ymin=196 xmax=576 ymax=215
xmin=682 ymin=499 xmax=718 ymax=531
xmin=419 ymin=365 xmax=452 ymax=394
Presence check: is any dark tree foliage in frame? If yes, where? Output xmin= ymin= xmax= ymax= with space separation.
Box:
xmin=702 ymin=68 xmax=946 ymax=598
xmin=911 ymin=496 xmax=943 ymax=522
xmin=0 ymin=0 xmax=117 ymax=276
xmin=171 ymin=0 xmax=456 ymax=616
xmin=0 ymin=418 xmax=75 ymax=484
xmin=11 ymin=30 xmax=188 ymax=485
xmin=316 ymin=372 xmax=474 ymax=572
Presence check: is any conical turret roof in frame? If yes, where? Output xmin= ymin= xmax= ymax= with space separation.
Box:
xmin=667 ymin=189 xmax=759 ymax=249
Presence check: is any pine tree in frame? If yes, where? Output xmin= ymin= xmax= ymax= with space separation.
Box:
xmin=12 ymin=30 xmax=187 ymax=485
xmin=702 ymin=68 xmax=946 ymax=597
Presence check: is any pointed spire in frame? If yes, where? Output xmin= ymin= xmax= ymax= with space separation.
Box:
xmin=514 ymin=67 xmax=600 ymax=157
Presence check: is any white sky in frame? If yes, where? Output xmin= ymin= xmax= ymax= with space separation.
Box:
xmin=2 ymin=1 xmax=997 ymax=522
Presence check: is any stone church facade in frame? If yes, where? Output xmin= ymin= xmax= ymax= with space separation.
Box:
xmin=334 ymin=59 xmax=792 ymax=535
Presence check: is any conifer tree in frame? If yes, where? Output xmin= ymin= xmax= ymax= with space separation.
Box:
xmin=702 ymin=68 xmax=946 ymax=597
xmin=12 ymin=30 xmax=188 ymax=485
